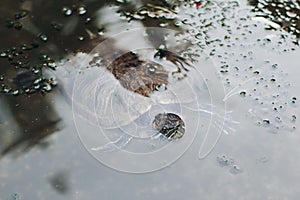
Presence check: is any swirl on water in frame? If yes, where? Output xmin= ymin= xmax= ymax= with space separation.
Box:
xmin=70 ymin=27 xmax=235 ymax=173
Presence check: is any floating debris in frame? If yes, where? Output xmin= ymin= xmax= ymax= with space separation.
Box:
xmin=229 ymin=165 xmax=243 ymax=174
xmin=216 ymin=155 xmax=235 ymax=167
xmin=216 ymin=154 xmax=243 ymax=174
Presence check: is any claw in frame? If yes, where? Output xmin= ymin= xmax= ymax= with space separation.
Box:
xmin=154 ymin=49 xmax=191 ymax=76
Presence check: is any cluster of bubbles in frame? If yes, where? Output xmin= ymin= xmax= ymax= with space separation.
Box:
xmin=0 ymin=45 xmax=57 ymax=95
xmin=162 ymin=0 xmax=299 ymax=133
xmin=5 ymin=10 xmax=28 ymax=30
xmin=216 ymin=154 xmax=243 ymax=174
xmin=61 ymin=5 xmax=90 ymax=41
xmin=250 ymin=0 xmax=300 ymax=39
xmin=0 ymin=1 xmax=101 ymax=96
xmin=62 ymin=5 xmax=87 ymax=17
xmin=117 ymin=2 xmax=178 ymax=21
xmin=115 ymin=0 xmax=189 ymax=29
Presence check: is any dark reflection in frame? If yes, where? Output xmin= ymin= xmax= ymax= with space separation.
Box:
xmin=249 ymin=0 xmax=300 ymax=39
xmin=0 ymin=93 xmax=61 ymax=156
xmin=12 ymin=71 xmax=38 ymax=89
xmin=49 ymin=171 xmax=70 ymax=194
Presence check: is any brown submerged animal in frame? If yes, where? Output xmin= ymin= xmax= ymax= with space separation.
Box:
xmin=107 ymin=51 xmax=169 ymax=97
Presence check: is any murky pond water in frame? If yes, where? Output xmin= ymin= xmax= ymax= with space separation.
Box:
xmin=0 ymin=0 xmax=299 ymax=199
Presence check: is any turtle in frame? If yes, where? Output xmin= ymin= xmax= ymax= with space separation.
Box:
xmin=86 ymin=49 xmax=191 ymax=151
xmin=54 ymin=47 xmax=235 ymax=153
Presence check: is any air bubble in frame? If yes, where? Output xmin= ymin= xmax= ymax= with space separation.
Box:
xmin=39 ymin=34 xmax=48 ymax=42
xmin=40 ymin=54 xmax=49 ymax=61
xmin=229 ymin=165 xmax=242 ymax=174
xmin=34 ymin=78 xmax=42 ymax=84
xmin=2 ymin=86 xmax=11 ymax=93
xmin=20 ymin=44 xmax=31 ymax=51
xmin=97 ymin=28 xmax=105 ymax=35
xmin=48 ymin=78 xmax=58 ymax=86
xmin=275 ymin=116 xmax=281 ymax=122
xmin=159 ymin=22 xmax=169 ymax=27
xmin=240 ymin=91 xmax=246 ymax=97
xmin=34 ymin=84 xmax=40 ymax=90
xmin=85 ymin=17 xmax=91 ymax=24
xmin=174 ymin=20 xmax=182 ymax=27
xmin=62 ymin=7 xmax=73 ymax=16
xmin=148 ymin=66 xmax=156 ymax=72
xmin=155 ymin=84 xmax=166 ymax=92
xmin=11 ymin=90 xmax=19 ymax=96
xmin=272 ymin=64 xmax=278 ymax=68
xmin=287 ymin=11 xmax=297 ymax=18
xmin=77 ymin=6 xmax=87 ymax=15
xmin=217 ymin=155 xmax=231 ymax=167
xmin=15 ymin=10 xmax=28 ymax=20
xmin=32 ymin=68 xmax=40 ymax=74
xmin=0 ymin=52 xmax=7 ymax=57
xmin=47 ymin=62 xmax=57 ymax=70
xmin=42 ymin=83 xmax=52 ymax=92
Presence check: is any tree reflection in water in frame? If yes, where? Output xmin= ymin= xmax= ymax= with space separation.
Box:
xmin=0 ymin=0 xmax=184 ymax=157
